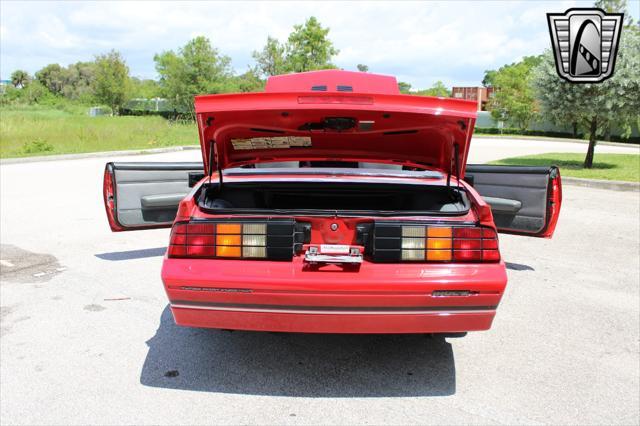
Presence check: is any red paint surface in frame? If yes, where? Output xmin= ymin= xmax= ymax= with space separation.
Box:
xmin=194 ymin=70 xmax=477 ymax=175
xmin=163 ymin=257 xmax=506 ymax=333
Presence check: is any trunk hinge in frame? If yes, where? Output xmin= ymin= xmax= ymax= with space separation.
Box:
xmin=446 ymin=143 xmax=461 ymax=200
xmin=207 ymin=139 xmax=223 ymax=191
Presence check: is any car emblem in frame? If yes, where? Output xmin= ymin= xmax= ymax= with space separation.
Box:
xmin=547 ymin=8 xmax=623 ymax=83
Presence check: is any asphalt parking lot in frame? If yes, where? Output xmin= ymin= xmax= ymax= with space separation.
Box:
xmin=1 ymin=138 xmax=639 ymax=425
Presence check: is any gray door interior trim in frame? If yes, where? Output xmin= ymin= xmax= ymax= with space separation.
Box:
xmin=111 ymin=162 xmax=203 ymax=228
xmin=465 ymin=165 xmax=555 ymax=235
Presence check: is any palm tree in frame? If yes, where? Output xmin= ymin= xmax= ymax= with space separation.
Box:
xmin=11 ymin=70 xmax=31 ymax=88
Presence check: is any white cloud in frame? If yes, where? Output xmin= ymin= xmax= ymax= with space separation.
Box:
xmin=1 ymin=0 xmax=637 ymax=87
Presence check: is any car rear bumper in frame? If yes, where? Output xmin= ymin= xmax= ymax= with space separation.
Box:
xmin=162 ymin=258 xmax=507 ymax=334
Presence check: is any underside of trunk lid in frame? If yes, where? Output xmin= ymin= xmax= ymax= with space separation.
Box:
xmin=194 ymin=70 xmax=477 ymax=178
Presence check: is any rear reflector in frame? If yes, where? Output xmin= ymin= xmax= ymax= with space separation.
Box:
xmin=372 ymin=223 xmax=500 ymax=263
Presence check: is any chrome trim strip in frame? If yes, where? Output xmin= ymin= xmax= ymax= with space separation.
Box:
xmin=170 ymin=302 xmax=497 ymax=315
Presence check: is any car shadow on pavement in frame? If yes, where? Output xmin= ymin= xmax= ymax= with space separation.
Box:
xmin=505 ymin=262 xmax=535 ymax=271
xmin=95 ymin=247 xmax=167 ymax=261
xmin=140 ymin=305 xmax=456 ymax=397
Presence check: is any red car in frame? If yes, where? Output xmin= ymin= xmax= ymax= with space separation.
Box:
xmin=103 ymin=70 xmax=561 ymax=334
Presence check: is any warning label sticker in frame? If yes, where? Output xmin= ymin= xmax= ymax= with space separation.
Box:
xmin=231 ymin=136 xmax=312 ymax=150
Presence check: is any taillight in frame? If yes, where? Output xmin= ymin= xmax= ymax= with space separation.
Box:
xmin=372 ymin=223 xmax=500 ymax=263
xmin=103 ymin=163 xmax=125 ymax=232
xmin=168 ymin=220 xmax=299 ymax=261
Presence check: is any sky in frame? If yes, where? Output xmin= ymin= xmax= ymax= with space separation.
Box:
xmin=1 ymin=0 xmax=638 ymax=88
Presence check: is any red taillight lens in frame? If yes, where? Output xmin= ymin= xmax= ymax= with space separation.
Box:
xmin=103 ymin=164 xmax=125 ymax=232
xmin=482 ymin=249 xmax=501 ymax=261
xmin=453 ymin=228 xmax=482 ymax=239
xmin=187 ymin=235 xmax=215 ymax=245
xmin=454 ymin=239 xmax=482 ymax=250
xmin=453 ymin=226 xmax=499 ymax=263
xmin=453 ymin=249 xmax=481 ymax=262
xmin=167 ymin=245 xmax=187 ymax=257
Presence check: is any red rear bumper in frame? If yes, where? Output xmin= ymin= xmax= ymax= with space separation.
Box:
xmin=161 ymin=258 xmax=507 ymax=334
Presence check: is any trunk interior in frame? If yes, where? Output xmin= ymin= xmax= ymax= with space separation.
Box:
xmin=198 ymin=181 xmax=469 ymax=216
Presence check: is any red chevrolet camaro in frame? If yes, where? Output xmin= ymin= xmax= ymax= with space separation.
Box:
xmin=103 ymin=70 xmax=561 ymax=334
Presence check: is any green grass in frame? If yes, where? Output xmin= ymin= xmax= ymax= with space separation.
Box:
xmin=0 ymin=106 xmax=198 ymax=158
xmin=490 ymin=153 xmax=640 ymax=182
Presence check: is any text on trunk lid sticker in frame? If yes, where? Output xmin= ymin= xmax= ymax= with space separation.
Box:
xmin=231 ymin=136 xmax=312 ymax=150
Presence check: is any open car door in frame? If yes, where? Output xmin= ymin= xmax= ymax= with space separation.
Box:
xmin=465 ymin=165 xmax=562 ymax=238
xmin=103 ymin=162 xmax=203 ymax=231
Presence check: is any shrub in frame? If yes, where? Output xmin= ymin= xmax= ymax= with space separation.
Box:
xmin=22 ymin=139 xmax=54 ymax=154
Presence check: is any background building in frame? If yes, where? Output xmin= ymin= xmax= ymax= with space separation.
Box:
xmin=451 ymin=86 xmax=494 ymax=111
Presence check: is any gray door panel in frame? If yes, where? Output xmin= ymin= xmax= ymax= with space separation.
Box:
xmin=108 ymin=162 xmax=203 ymax=229
xmin=465 ymin=165 xmax=558 ymax=235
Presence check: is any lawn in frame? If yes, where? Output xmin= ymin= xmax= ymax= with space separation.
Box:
xmin=0 ymin=106 xmax=198 ymax=158
xmin=490 ymin=153 xmax=640 ymax=182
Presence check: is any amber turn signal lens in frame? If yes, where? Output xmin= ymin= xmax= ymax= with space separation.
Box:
xmin=217 ymin=223 xmax=242 ymax=234
xmin=427 ymin=249 xmax=452 ymax=261
xmin=216 ymin=245 xmax=241 ymax=257
xmin=427 ymin=238 xmax=452 ymax=250
xmin=216 ymin=234 xmax=241 ymax=247
xmin=427 ymin=227 xmax=452 ymax=238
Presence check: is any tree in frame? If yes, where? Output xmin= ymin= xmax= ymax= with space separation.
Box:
xmin=10 ymin=70 xmax=31 ymax=88
xmin=231 ymin=68 xmax=265 ymax=93
xmin=155 ymin=36 xmax=233 ymax=114
xmin=35 ymin=64 xmax=66 ymax=95
xmin=32 ymin=62 xmax=95 ymax=101
xmin=595 ymin=0 xmax=635 ymax=26
xmin=92 ymin=50 xmax=130 ymax=114
xmin=482 ymin=70 xmax=497 ymax=88
xmin=22 ymin=81 xmax=54 ymax=104
xmin=62 ymin=61 xmax=96 ymax=101
xmin=253 ymin=17 xmax=339 ymax=77
xmin=532 ymin=28 xmax=640 ymax=168
xmin=414 ymin=81 xmax=450 ymax=97
xmin=487 ymin=55 xmax=542 ymax=130
xmin=285 ymin=17 xmax=339 ymax=72
xmin=129 ymin=77 xmax=161 ymax=99
xmin=0 ymin=80 xmax=53 ymax=106
xmin=357 ymin=64 xmax=369 ymax=72
xmin=252 ymin=36 xmax=287 ymax=77
xmin=398 ymin=81 xmax=412 ymax=94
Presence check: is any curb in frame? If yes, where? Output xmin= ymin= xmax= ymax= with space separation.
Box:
xmin=562 ymin=177 xmax=639 ymax=192
xmin=0 ymin=146 xmax=200 ymax=165
xmin=473 ymin=134 xmax=640 ymax=148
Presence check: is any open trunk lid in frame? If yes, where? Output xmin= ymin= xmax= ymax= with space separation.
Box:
xmin=194 ymin=70 xmax=477 ymax=177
